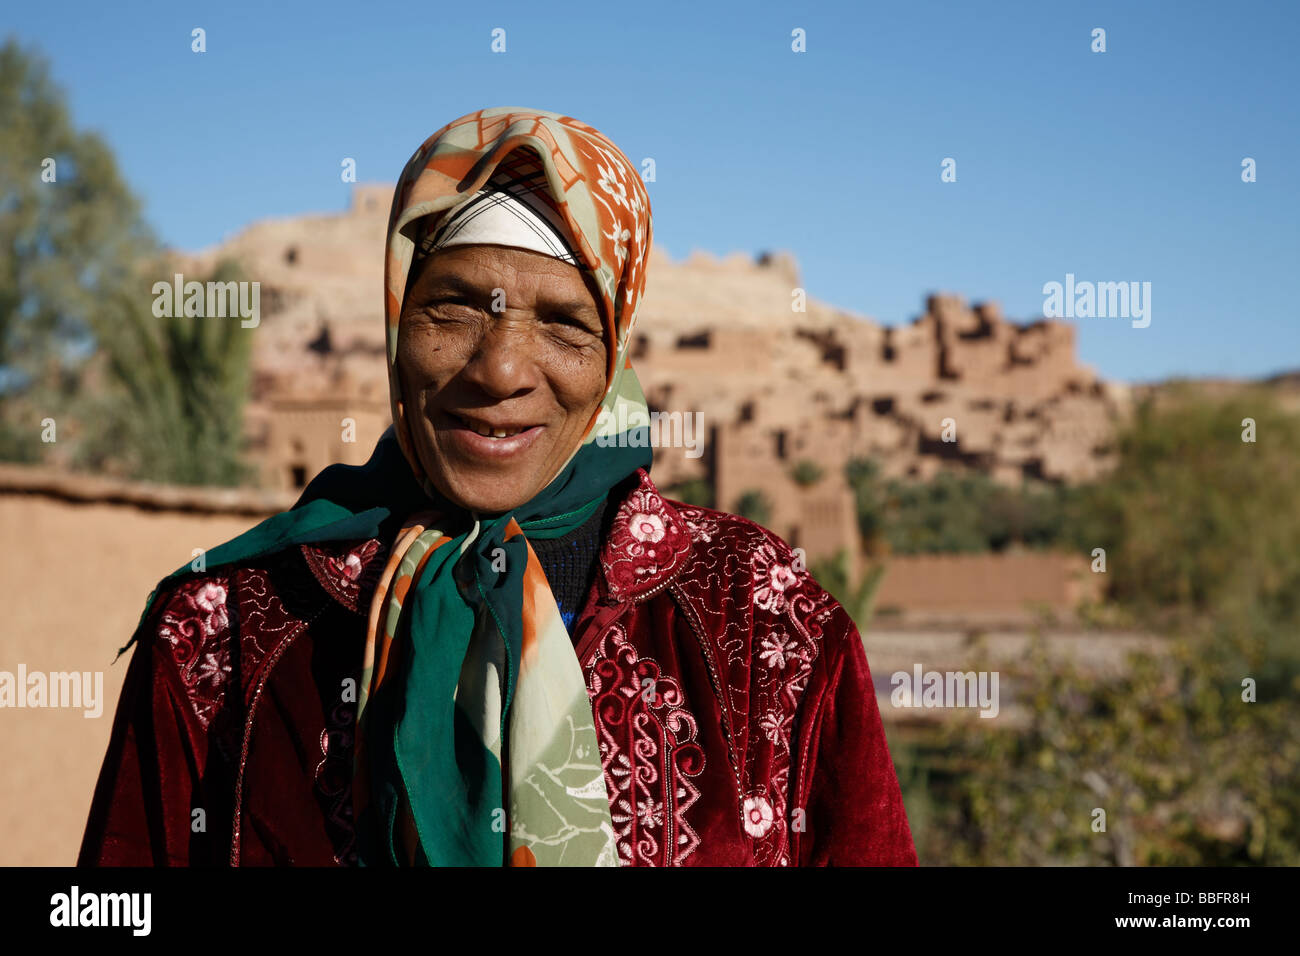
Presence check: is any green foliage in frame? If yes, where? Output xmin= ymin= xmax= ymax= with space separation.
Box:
xmin=75 ymin=258 xmax=254 ymax=486
xmin=0 ymin=38 xmax=253 ymax=486
xmin=888 ymin=388 xmax=1300 ymax=865
xmin=662 ymin=476 xmax=714 ymax=508
xmin=0 ymin=38 xmax=155 ymax=461
xmin=790 ymin=458 xmax=823 ymax=486
xmin=897 ymin=628 xmax=1300 ymax=865
xmin=881 ymin=470 xmax=992 ymax=553
xmin=1073 ymin=388 xmax=1300 ymax=649
xmin=733 ymin=488 xmax=772 ymax=527
xmin=846 ymin=457 xmax=885 ymax=545
xmin=845 ymin=457 xmax=1074 ymax=555
xmin=810 ymin=549 xmax=886 ymax=633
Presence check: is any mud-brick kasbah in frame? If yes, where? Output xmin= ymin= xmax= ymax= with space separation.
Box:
xmin=175 ymin=185 xmax=1127 ymax=584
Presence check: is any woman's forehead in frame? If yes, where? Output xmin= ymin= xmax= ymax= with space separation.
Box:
xmin=408 ymin=245 xmax=607 ymax=318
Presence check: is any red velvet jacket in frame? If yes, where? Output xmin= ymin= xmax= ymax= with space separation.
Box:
xmin=78 ymin=469 xmax=917 ymax=867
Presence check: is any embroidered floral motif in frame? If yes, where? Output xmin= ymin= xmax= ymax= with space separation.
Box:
xmin=585 ymin=624 xmax=704 ymax=866
xmin=674 ymin=505 xmax=719 ymax=544
xmin=301 ymin=539 xmax=386 ymax=613
xmin=193 ymin=583 xmax=229 ymax=633
xmin=758 ymin=631 xmax=801 ymax=670
xmin=759 ymin=712 xmax=784 ymax=744
xmin=742 ymin=794 xmax=774 ymax=838
xmin=756 ymin=554 xmax=831 ymax=862
xmin=154 ymin=550 xmax=346 ymax=774
xmin=601 ymin=475 xmax=691 ymax=600
xmin=753 ymin=546 xmax=800 ymax=613
xmin=628 ymin=512 xmax=665 ymax=543
xmin=157 ymin=575 xmax=234 ymax=730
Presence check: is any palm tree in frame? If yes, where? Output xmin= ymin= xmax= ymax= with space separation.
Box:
xmin=77 ymin=257 xmax=253 ymax=486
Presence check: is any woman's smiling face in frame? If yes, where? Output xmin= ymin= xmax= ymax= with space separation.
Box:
xmin=396 ymin=243 xmax=609 ymax=514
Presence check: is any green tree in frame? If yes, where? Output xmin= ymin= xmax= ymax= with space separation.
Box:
xmin=846 ymin=457 xmax=886 ymax=549
xmin=0 ymin=38 xmax=253 ymax=485
xmin=881 ymin=470 xmax=992 ymax=554
xmin=0 ymin=37 xmax=154 ymax=461
xmin=846 ymin=456 xmax=1079 ymax=556
xmin=1066 ymin=386 xmax=1300 ymax=691
xmin=75 ymin=258 xmax=254 ymax=485
xmin=1077 ymin=387 xmax=1300 ymax=612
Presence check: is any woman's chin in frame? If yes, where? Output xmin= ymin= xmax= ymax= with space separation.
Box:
xmin=431 ymin=470 xmax=540 ymax=515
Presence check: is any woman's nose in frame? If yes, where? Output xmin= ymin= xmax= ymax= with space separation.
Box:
xmin=460 ymin=321 xmax=542 ymax=399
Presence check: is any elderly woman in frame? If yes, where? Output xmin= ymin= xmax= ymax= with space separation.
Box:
xmin=79 ymin=108 xmax=917 ymax=867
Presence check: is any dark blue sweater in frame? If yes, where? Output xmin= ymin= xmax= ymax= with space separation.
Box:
xmin=528 ymin=495 xmax=609 ymax=632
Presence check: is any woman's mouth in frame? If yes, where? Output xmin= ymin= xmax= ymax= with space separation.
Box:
xmin=442 ymin=412 xmax=545 ymax=460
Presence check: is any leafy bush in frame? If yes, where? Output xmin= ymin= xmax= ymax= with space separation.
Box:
xmin=896 ymin=627 xmax=1300 ymax=865
xmin=734 ymin=488 xmax=772 ymax=526
xmin=1063 ymin=386 xmax=1300 ymax=690
xmin=845 ymin=458 xmax=1075 ymax=555
xmin=790 ymin=459 xmax=823 ymax=486
xmin=662 ymin=476 xmax=714 ymax=508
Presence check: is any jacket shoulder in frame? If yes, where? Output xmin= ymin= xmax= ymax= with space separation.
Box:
xmin=664 ymin=498 xmax=867 ymax=724
xmin=663 ymin=497 xmax=860 ymax=698
xmin=135 ymin=538 xmax=386 ymax=729
xmin=665 ymin=499 xmax=853 ymax=643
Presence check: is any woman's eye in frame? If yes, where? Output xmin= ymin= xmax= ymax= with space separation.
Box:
xmin=422 ymin=297 xmax=480 ymax=320
xmin=549 ymin=320 xmax=601 ymax=347
xmin=548 ymin=312 xmax=599 ymax=335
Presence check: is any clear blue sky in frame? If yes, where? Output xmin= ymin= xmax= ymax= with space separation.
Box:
xmin=6 ymin=0 xmax=1297 ymax=383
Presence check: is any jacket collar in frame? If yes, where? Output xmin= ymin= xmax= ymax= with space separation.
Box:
xmin=302 ymin=467 xmax=693 ymax=612
xmin=594 ymin=467 xmax=694 ymax=605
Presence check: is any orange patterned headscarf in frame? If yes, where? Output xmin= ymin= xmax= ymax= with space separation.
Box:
xmin=382 ymin=107 xmax=653 ymax=492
